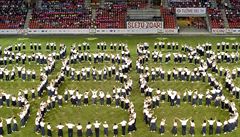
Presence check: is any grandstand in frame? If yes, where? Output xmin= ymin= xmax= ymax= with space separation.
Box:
xmin=0 ymin=1 xmax=240 ymax=137
xmin=207 ymin=8 xmax=225 ymax=29
xmin=95 ymin=2 xmax=127 ymax=29
xmin=0 ymin=0 xmax=28 ymax=29
xmin=0 ymin=0 xmax=239 ymax=34
xmin=29 ymin=0 xmax=92 ymax=29
xmin=160 ymin=7 xmax=176 ymax=29
xmin=225 ymin=0 xmax=240 ymax=29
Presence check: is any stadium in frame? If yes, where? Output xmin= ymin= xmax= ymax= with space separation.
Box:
xmin=0 ymin=0 xmax=240 ymax=137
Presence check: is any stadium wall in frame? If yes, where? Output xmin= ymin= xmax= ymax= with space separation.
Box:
xmin=0 ymin=29 xmax=22 ymax=34
xmin=1 ymin=29 xmax=240 ymax=35
xmin=212 ymin=29 xmax=240 ymax=34
xmin=27 ymin=28 xmax=165 ymax=34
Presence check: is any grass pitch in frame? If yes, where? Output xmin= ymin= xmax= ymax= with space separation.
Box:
xmin=0 ymin=35 xmax=240 ymax=137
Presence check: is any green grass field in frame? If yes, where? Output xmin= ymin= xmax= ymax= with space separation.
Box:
xmin=0 ymin=35 xmax=240 ymax=137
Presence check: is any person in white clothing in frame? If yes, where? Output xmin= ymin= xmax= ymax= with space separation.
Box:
xmin=102 ymin=121 xmax=109 ymax=137
xmin=94 ymin=121 xmax=101 ymax=137
xmin=113 ymin=123 xmax=118 ymax=137
xmin=119 ymin=120 xmax=127 ymax=135
xmin=56 ymin=123 xmax=64 ymax=137
xmin=86 ymin=122 xmax=93 ymax=137
xmin=47 ymin=123 xmax=52 ymax=137
xmin=176 ymin=117 xmax=192 ymax=136
xmin=6 ymin=117 xmax=13 ymax=134
xmin=0 ymin=118 xmax=4 ymax=137
xmin=207 ymin=118 xmax=216 ymax=135
xmin=66 ymin=123 xmax=75 ymax=137
xmin=76 ymin=123 xmax=83 ymax=137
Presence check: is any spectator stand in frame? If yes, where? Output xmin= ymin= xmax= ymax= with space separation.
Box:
xmin=0 ymin=0 xmax=28 ymax=29
xmin=95 ymin=2 xmax=127 ymax=29
xmin=224 ymin=0 xmax=240 ymax=29
xmin=167 ymin=0 xmax=211 ymax=33
xmin=160 ymin=7 xmax=176 ymax=29
xmin=29 ymin=0 xmax=92 ymax=29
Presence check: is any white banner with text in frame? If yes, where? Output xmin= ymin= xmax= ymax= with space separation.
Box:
xmin=212 ymin=28 xmax=226 ymax=34
xmin=163 ymin=29 xmax=178 ymax=34
xmin=27 ymin=29 xmax=163 ymax=34
xmin=127 ymin=21 xmax=163 ymax=30
xmin=28 ymin=29 xmax=90 ymax=34
xmin=176 ymin=8 xmax=206 ymax=15
xmin=3 ymin=28 xmax=240 ymax=35
xmin=0 ymin=29 xmax=20 ymax=34
xmin=231 ymin=29 xmax=240 ymax=34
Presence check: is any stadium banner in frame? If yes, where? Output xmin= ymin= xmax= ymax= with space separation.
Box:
xmin=28 ymin=29 xmax=90 ymax=34
xmin=28 ymin=29 xmax=163 ymax=34
xmin=163 ymin=29 xmax=178 ymax=34
xmin=127 ymin=21 xmax=163 ymax=29
xmin=0 ymin=29 xmax=19 ymax=34
xmin=89 ymin=29 xmax=96 ymax=33
xmin=95 ymin=29 xmax=163 ymax=34
xmin=176 ymin=8 xmax=206 ymax=15
xmin=226 ymin=29 xmax=233 ymax=33
xmin=212 ymin=28 xmax=226 ymax=34
xmin=231 ymin=29 xmax=240 ymax=34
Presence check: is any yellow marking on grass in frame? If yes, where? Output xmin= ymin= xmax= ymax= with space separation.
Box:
xmin=156 ymin=37 xmax=168 ymax=41
xmin=17 ymin=38 xmax=29 ymax=41
xmin=225 ymin=37 xmax=236 ymax=41
xmin=86 ymin=37 xmax=98 ymax=41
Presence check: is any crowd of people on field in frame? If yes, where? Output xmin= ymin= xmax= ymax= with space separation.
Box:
xmin=34 ymin=56 xmax=137 ymax=137
xmin=0 ymin=92 xmax=30 ymax=136
xmin=0 ymin=40 xmax=240 ymax=137
xmin=137 ymin=41 xmax=239 ymax=136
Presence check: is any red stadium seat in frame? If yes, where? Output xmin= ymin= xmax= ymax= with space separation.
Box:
xmin=95 ymin=3 xmax=127 ymax=29
xmin=29 ymin=0 xmax=92 ymax=29
xmin=225 ymin=0 xmax=240 ymax=29
xmin=160 ymin=7 xmax=176 ymax=29
xmin=207 ymin=8 xmax=225 ymax=29
xmin=0 ymin=0 xmax=27 ymax=29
